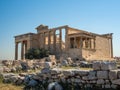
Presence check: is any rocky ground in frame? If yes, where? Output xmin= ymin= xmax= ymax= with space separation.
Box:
xmin=0 ymin=56 xmax=119 ymax=90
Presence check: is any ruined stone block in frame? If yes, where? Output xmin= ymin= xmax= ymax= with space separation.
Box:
xmin=97 ymin=79 xmax=105 ymax=84
xmin=93 ymin=61 xmax=101 ymax=70
xmin=112 ymin=79 xmax=120 ymax=85
xmin=105 ymin=84 xmax=111 ymax=88
xmin=97 ymin=71 xmax=108 ymax=79
xmin=117 ymin=70 xmax=120 ymax=78
xmin=63 ymin=70 xmax=74 ymax=76
xmin=109 ymin=70 xmax=118 ymax=80
xmin=101 ymin=62 xmax=117 ymax=70
xmin=74 ymin=70 xmax=89 ymax=76
xmin=44 ymin=62 xmax=52 ymax=68
xmin=111 ymin=84 xmax=117 ymax=89
xmin=50 ymin=68 xmax=61 ymax=74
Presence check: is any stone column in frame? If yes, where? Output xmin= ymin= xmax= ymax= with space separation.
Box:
xmin=21 ymin=41 xmax=24 ymax=60
xmin=74 ymin=37 xmax=77 ymax=48
xmin=15 ymin=42 xmax=18 ymax=60
xmin=110 ymin=38 xmax=113 ymax=58
xmin=48 ymin=31 xmax=50 ymax=50
xmin=93 ymin=38 xmax=95 ymax=49
xmin=53 ymin=30 xmax=56 ymax=51
xmin=43 ymin=32 xmax=45 ymax=49
xmin=65 ymin=27 xmax=68 ymax=50
xmin=83 ymin=38 xmax=86 ymax=48
xmin=80 ymin=37 xmax=83 ymax=48
xmin=89 ymin=39 xmax=91 ymax=49
xmin=59 ymin=29 xmax=62 ymax=51
xmin=25 ymin=41 xmax=27 ymax=58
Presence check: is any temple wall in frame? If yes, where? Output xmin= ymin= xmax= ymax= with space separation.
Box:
xmin=95 ymin=36 xmax=110 ymax=58
xmin=68 ymin=48 xmax=82 ymax=59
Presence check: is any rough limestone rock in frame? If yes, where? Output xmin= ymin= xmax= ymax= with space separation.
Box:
xmin=28 ymin=79 xmax=38 ymax=87
xmin=21 ymin=62 xmax=29 ymax=71
xmin=109 ymin=70 xmax=118 ymax=80
xmin=112 ymin=79 xmax=120 ymax=85
xmin=97 ymin=79 xmax=105 ymax=84
xmin=10 ymin=75 xmax=19 ymax=83
xmin=2 ymin=73 xmax=16 ymax=78
xmin=74 ymin=78 xmax=81 ymax=83
xmin=67 ymin=57 xmax=73 ymax=64
xmin=41 ymin=68 xmax=50 ymax=74
xmin=105 ymin=84 xmax=111 ymax=88
xmin=50 ymin=68 xmax=61 ymax=74
xmin=105 ymin=80 xmax=110 ymax=84
xmin=44 ymin=62 xmax=52 ymax=68
xmin=48 ymin=82 xmax=63 ymax=90
xmin=24 ymin=75 xmax=31 ymax=84
xmin=97 ymin=71 xmax=108 ymax=79
xmin=55 ymin=82 xmax=63 ymax=90
xmin=87 ymin=71 xmax=97 ymax=80
xmin=101 ymin=62 xmax=117 ymax=70
xmin=93 ymin=61 xmax=101 ymax=70
xmin=117 ymin=70 xmax=120 ymax=78
xmin=111 ymin=84 xmax=117 ymax=89
xmin=3 ymin=66 xmax=11 ymax=72
xmin=11 ymin=67 xmax=16 ymax=72
xmin=61 ymin=60 xmax=68 ymax=66
xmin=3 ymin=78 xmax=11 ymax=83
xmin=74 ymin=70 xmax=89 ymax=76
xmin=63 ymin=70 xmax=74 ymax=76
xmin=89 ymin=80 xmax=96 ymax=84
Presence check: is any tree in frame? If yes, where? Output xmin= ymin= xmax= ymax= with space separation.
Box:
xmin=25 ymin=48 xmax=49 ymax=60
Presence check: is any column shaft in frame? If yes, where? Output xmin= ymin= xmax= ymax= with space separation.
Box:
xmin=74 ymin=37 xmax=77 ymax=48
xmin=48 ymin=31 xmax=50 ymax=50
xmin=80 ymin=37 xmax=83 ymax=48
xmin=110 ymin=38 xmax=113 ymax=58
xmin=15 ymin=42 xmax=18 ymax=60
xmin=21 ymin=42 xmax=24 ymax=60
xmin=59 ymin=29 xmax=62 ymax=51
xmin=53 ymin=30 xmax=56 ymax=51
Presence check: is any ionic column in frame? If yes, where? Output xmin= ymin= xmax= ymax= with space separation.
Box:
xmin=109 ymin=38 xmax=113 ymax=58
xmin=21 ymin=41 xmax=24 ymax=60
xmin=93 ymin=38 xmax=95 ymax=49
xmin=15 ymin=42 xmax=18 ymax=60
xmin=48 ymin=31 xmax=50 ymax=50
xmin=89 ymin=39 xmax=91 ymax=49
xmin=59 ymin=29 xmax=62 ymax=50
xmin=74 ymin=37 xmax=77 ymax=48
xmin=43 ymin=32 xmax=45 ymax=49
xmin=80 ymin=37 xmax=83 ymax=48
xmin=53 ymin=30 xmax=56 ymax=51
xmin=65 ymin=27 xmax=68 ymax=50
xmin=25 ymin=41 xmax=27 ymax=58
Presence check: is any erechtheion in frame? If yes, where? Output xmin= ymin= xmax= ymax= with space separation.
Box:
xmin=15 ymin=25 xmax=113 ymax=60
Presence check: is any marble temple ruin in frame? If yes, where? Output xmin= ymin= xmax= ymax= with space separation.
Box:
xmin=14 ymin=24 xmax=113 ymax=60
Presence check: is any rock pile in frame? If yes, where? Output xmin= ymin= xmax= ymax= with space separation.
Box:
xmin=1 ymin=61 xmax=120 ymax=89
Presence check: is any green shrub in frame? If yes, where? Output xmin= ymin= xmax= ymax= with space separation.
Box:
xmin=25 ymin=48 xmax=49 ymax=60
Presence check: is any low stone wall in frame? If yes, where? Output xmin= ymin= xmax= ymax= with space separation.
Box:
xmin=1 ymin=61 xmax=120 ymax=89
xmin=0 ymin=55 xmax=56 ymax=73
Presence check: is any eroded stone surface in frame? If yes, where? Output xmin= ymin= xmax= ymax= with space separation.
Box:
xmin=109 ymin=70 xmax=118 ymax=80
xmin=97 ymin=71 xmax=108 ymax=79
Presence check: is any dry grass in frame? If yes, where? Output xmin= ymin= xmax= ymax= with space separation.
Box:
xmin=0 ymin=74 xmax=24 ymax=90
xmin=0 ymin=83 xmax=23 ymax=90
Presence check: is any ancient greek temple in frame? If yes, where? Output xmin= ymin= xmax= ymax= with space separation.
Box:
xmin=14 ymin=24 xmax=113 ymax=60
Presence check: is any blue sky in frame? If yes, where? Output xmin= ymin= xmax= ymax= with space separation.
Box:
xmin=0 ymin=0 xmax=120 ymax=60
